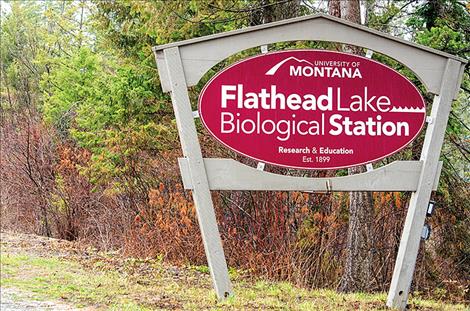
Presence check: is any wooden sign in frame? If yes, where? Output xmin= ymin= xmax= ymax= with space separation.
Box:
xmin=154 ymin=14 xmax=466 ymax=309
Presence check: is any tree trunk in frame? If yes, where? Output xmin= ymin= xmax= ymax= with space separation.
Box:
xmin=340 ymin=167 xmax=375 ymax=292
xmin=327 ymin=0 xmax=375 ymax=293
xmin=250 ymin=0 xmax=300 ymax=26
xmin=328 ymin=0 xmax=341 ymax=18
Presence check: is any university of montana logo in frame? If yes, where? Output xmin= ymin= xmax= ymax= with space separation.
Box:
xmin=266 ymin=56 xmax=363 ymax=79
xmin=199 ymin=50 xmax=426 ymax=170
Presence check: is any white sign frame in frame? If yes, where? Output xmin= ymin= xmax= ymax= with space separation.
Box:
xmin=153 ymin=13 xmax=466 ymax=310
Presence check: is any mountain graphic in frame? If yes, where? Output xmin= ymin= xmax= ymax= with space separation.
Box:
xmin=390 ymin=107 xmax=426 ymax=113
xmin=265 ymin=57 xmax=314 ymax=75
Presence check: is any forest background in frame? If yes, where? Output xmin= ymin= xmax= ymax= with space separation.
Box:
xmin=1 ymin=0 xmax=469 ymax=304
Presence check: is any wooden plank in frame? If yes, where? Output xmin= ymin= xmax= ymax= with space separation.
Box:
xmin=153 ymin=14 xmax=466 ymax=94
xmin=153 ymin=14 xmax=465 ymax=63
xmin=178 ymin=159 xmax=442 ymax=192
xmin=154 ymin=50 xmax=171 ymax=95
xmin=164 ymin=47 xmax=233 ymax=300
xmin=386 ymin=59 xmax=461 ymax=310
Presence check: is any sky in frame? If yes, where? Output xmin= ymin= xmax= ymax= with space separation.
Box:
xmin=1 ymin=0 xmax=11 ymax=14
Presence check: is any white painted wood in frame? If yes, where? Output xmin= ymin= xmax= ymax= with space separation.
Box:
xmin=386 ymin=59 xmax=462 ymax=310
xmin=153 ymin=14 xmax=464 ymax=62
xmin=164 ymin=47 xmax=233 ymax=300
xmin=456 ymin=64 xmax=466 ymax=98
xmin=153 ymin=14 xmax=466 ymax=95
xmin=154 ymin=50 xmax=171 ymax=95
xmin=178 ymin=159 xmax=442 ymax=192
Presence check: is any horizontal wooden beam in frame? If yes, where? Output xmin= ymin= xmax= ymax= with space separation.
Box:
xmin=154 ymin=14 xmax=466 ymax=95
xmin=178 ymin=158 xmax=442 ymax=192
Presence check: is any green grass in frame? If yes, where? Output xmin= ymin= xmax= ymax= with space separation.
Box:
xmin=0 ymin=252 xmax=467 ymax=310
xmin=1 ymin=253 xmax=147 ymax=309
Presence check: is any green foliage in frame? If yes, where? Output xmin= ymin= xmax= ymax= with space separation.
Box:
xmin=416 ymin=19 xmax=468 ymax=54
xmin=33 ymin=1 xmax=183 ymax=188
xmin=41 ymin=48 xmax=99 ymax=134
xmin=73 ymin=0 xmax=269 ymax=187
xmin=42 ymin=47 xmax=174 ymax=187
xmin=0 ymin=1 xmax=44 ymax=108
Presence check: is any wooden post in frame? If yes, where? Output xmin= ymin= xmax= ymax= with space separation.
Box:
xmin=163 ymin=47 xmax=233 ymax=299
xmin=386 ymin=59 xmax=461 ymax=310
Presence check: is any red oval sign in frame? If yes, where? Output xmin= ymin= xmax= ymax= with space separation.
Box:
xmin=199 ymin=50 xmax=426 ymax=170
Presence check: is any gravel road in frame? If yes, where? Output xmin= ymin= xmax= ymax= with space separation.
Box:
xmin=0 ymin=287 xmax=78 ymax=311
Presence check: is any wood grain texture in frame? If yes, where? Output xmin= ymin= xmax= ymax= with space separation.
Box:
xmin=153 ymin=14 xmax=466 ymax=95
xmin=178 ymin=159 xmax=442 ymax=192
xmin=386 ymin=59 xmax=462 ymax=310
xmin=164 ymin=47 xmax=233 ymax=300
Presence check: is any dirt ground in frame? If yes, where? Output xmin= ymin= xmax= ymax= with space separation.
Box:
xmin=1 ymin=231 xmax=467 ymax=311
xmin=0 ymin=231 xmax=90 ymax=310
xmin=0 ymin=287 xmax=79 ymax=311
